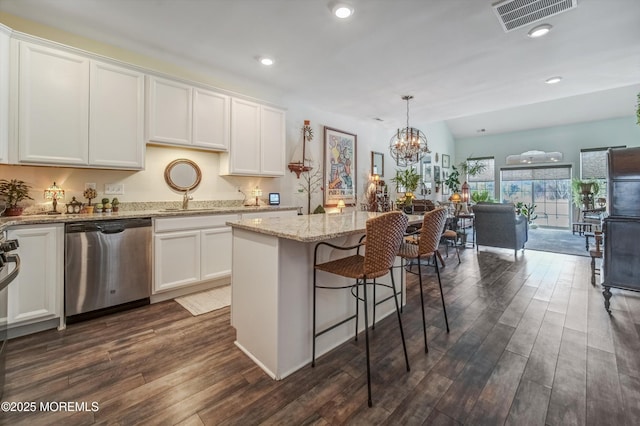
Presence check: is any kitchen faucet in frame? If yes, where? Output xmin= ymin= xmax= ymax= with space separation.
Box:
xmin=182 ymin=190 xmax=193 ymax=209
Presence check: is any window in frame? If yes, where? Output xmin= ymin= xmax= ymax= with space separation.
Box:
xmin=580 ymin=146 xmax=624 ymax=202
xmin=501 ymin=165 xmax=572 ymax=228
xmin=466 ymin=157 xmax=495 ymax=202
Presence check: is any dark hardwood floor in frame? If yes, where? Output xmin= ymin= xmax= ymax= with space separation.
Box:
xmin=4 ymin=247 xmax=640 ymax=425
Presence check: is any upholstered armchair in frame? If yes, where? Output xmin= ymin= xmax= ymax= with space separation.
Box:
xmin=473 ymin=202 xmax=528 ymax=256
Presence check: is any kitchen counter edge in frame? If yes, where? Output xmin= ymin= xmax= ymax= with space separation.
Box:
xmin=0 ymin=206 xmax=299 ymax=232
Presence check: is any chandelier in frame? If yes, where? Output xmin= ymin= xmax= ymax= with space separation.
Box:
xmin=389 ymin=95 xmax=429 ymax=167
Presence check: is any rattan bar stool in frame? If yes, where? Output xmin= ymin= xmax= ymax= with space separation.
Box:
xmin=312 ymin=211 xmax=409 ymax=407
xmin=397 ymin=207 xmax=450 ymax=353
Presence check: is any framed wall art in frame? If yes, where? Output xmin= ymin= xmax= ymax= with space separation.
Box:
xmin=433 ymin=165 xmax=441 ymax=183
xmin=442 ymin=154 xmax=450 ymax=168
xmin=324 ymin=127 xmax=357 ymax=207
xmin=371 ymin=151 xmax=384 ymax=177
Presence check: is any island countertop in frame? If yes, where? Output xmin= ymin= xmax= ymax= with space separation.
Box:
xmin=227 ymin=211 xmax=424 ymax=243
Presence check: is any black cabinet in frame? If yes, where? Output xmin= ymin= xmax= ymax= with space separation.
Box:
xmin=602 ymin=147 xmax=640 ymax=313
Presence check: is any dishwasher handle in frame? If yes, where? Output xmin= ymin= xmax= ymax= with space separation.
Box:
xmin=97 ymin=224 xmax=125 ymax=234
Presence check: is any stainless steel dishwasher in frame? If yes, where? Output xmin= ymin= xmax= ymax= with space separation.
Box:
xmin=65 ymin=218 xmax=152 ymax=322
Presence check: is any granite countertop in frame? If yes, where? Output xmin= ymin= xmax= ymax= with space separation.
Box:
xmin=227 ymin=211 xmax=424 ymax=243
xmin=0 ymin=205 xmax=299 ymax=233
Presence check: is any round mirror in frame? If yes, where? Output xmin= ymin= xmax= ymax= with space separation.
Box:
xmin=164 ymin=159 xmax=202 ymax=192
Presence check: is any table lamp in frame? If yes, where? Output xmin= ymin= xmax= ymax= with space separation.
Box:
xmin=44 ymin=182 xmax=65 ymax=215
xmin=252 ymin=186 xmax=262 ymax=206
xmin=337 ymin=199 xmax=346 ymax=213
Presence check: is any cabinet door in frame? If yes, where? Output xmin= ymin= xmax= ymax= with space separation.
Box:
xmin=89 ymin=60 xmax=145 ymax=169
xmin=146 ymin=76 xmax=192 ymax=146
xmin=230 ymin=97 xmax=261 ymax=174
xmin=154 ymin=230 xmax=201 ymax=292
xmin=0 ymin=26 xmax=9 ymax=164
xmin=87 ymin=61 xmax=144 ymax=168
xmin=193 ymin=88 xmax=229 ymax=151
xmin=260 ymin=105 xmax=286 ymax=176
xmin=6 ymin=225 xmax=63 ymax=325
xmin=18 ymin=41 xmax=89 ymax=165
xmin=201 ymin=227 xmax=232 ymax=281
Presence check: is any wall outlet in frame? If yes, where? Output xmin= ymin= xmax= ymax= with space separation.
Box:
xmin=104 ymin=183 xmax=125 ymax=195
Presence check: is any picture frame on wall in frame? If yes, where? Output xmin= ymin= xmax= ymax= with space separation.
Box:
xmin=371 ymin=151 xmax=384 ymax=177
xmin=442 ymin=154 xmax=450 ymax=168
xmin=433 ymin=165 xmax=441 ymax=183
xmin=421 ymin=154 xmax=432 ymax=181
xmin=324 ymin=126 xmax=357 ymax=207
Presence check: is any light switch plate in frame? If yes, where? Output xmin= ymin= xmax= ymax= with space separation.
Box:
xmin=104 ymin=183 xmax=125 ymax=195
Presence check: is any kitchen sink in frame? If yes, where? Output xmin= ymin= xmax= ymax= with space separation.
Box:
xmin=160 ymin=208 xmax=221 ymax=212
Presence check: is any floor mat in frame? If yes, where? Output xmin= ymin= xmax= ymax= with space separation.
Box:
xmin=175 ymin=285 xmax=231 ymax=316
xmin=525 ymin=227 xmax=590 ymax=257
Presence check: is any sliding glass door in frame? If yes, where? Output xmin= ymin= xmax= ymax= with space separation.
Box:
xmin=501 ymin=165 xmax=572 ymax=228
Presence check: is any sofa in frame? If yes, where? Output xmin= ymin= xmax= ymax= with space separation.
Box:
xmin=472 ymin=202 xmax=528 ymax=256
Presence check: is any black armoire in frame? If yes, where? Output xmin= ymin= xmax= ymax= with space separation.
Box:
xmin=602 ymin=147 xmax=640 ymax=313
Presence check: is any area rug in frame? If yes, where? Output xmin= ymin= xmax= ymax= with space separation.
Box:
xmin=525 ymin=227 xmax=590 ymax=257
xmin=175 ymin=285 xmax=231 ymax=316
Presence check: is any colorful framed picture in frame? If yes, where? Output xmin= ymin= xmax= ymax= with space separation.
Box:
xmin=442 ymin=154 xmax=450 ymax=168
xmin=324 ymin=127 xmax=357 ymax=207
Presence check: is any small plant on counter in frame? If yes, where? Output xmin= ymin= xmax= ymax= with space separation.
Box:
xmin=94 ymin=203 xmax=104 ymax=213
xmin=0 ymin=179 xmax=34 ymax=216
xmin=83 ymin=187 xmax=97 ymax=205
xmin=111 ymin=197 xmax=120 ymax=212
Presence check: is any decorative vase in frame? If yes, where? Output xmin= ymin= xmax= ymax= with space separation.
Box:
xmin=3 ymin=206 xmax=23 ymax=216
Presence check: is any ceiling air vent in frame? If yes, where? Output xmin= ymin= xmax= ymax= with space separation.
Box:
xmin=492 ymin=0 xmax=578 ymax=32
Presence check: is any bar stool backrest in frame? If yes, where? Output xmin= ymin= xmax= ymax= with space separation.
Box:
xmin=419 ymin=207 xmax=448 ymax=255
xmin=364 ymin=211 xmax=408 ymax=276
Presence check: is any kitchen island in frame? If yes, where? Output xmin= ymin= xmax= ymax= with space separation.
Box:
xmin=227 ymin=211 xmax=422 ymax=380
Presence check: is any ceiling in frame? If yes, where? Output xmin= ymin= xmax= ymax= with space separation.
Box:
xmin=1 ymin=0 xmax=639 ymax=139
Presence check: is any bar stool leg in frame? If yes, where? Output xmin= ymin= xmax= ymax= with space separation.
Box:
xmin=416 ymin=255 xmax=429 ymax=353
xmin=390 ymin=269 xmax=410 ymax=372
xmin=312 ymin=270 xmax=318 ymax=367
xmin=362 ymin=278 xmax=373 ymax=407
xmin=434 ymin=254 xmax=450 ymax=333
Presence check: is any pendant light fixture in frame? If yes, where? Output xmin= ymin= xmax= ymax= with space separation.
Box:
xmin=389 ymin=95 xmax=429 ymax=167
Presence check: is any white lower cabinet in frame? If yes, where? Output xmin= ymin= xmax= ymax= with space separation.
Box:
xmin=153 ymin=214 xmax=236 ymax=293
xmin=6 ymin=224 xmax=63 ymax=327
xmin=154 ymin=229 xmax=201 ymax=292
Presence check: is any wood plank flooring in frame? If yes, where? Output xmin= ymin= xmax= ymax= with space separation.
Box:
xmin=4 ymin=247 xmax=640 ymax=425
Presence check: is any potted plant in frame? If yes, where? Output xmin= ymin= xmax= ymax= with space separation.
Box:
xmin=83 ymin=187 xmax=97 ymax=213
xmin=444 ymin=165 xmax=461 ymax=195
xmin=0 ymin=179 xmax=34 ymax=216
xmin=391 ymin=168 xmax=420 ymax=205
xmin=111 ymin=197 xmax=120 ymax=212
xmin=571 ymin=178 xmax=600 ymax=210
xmin=516 ymin=201 xmax=538 ymax=227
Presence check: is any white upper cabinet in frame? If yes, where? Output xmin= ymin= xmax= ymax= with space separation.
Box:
xmin=89 ymin=60 xmax=145 ymax=168
xmin=18 ymin=41 xmax=90 ymax=165
xmin=146 ymin=75 xmax=230 ymax=151
xmin=193 ymin=87 xmax=229 ymax=151
xmin=0 ymin=25 xmax=11 ymax=164
xmin=220 ymin=98 xmax=285 ymax=176
xmin=14 ymin=39 xmax=145 ymax=169
xmin=146 ymin=76 xmax=192 ymax=146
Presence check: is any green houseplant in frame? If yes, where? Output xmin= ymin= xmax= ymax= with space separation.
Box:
xmin=391 ymin=168 xmax=420 ymax=205
xmin=571 ymin=178 xmax=600 ymax=209
xmin=0 ymin=179 xmax=34 ymax=216
xmin=444 ymin=165 xmax=461 ymax=194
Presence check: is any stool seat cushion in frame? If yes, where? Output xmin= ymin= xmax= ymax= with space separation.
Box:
xmin=315 ymin=254 xmax=386 ymax=279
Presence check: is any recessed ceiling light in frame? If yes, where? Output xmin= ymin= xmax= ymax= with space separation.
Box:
xmin=259 ymin=57 xmax=274 ymax=66
xmin=528 ymin=24 xmax=552 ymax=38
xmin=331 ymin=2 xmax=354 ymax=19
xmin=545 ymin=76 xmax=562 ymax=84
